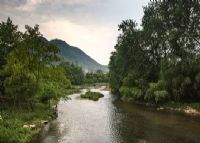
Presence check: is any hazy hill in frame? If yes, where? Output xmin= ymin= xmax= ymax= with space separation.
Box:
xmin=50 ymin=39 xmax=108 ymax=72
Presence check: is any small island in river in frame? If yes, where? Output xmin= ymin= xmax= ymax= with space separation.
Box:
xmin=80 ymin=91 xmax=104 ymax=101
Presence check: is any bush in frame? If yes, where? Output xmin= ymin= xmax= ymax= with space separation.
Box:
xmin=0 ymin=114 xmax=32 ymax=143
xmin=120 ymin=86 xmax=143 ymax=101
xmin=144 ymin=80 xmax=168 ymax=104
xmin=80 ymin=91 xmax=104 ymax=101
xmin=135 ymin=79 xmax=148 ymax=92
xmin=154 ymin=90 xmax=168 ymax=103
xmin=0 ymin=102 xmax=55 ymax=143
xmin=119 ymin=86 xmax=131 ymax=98
xmin=130 ymin=87 xmax=143 ymax=100
xmin=4 ymin=71 xmax=38 ymax=102
xmin=144 ymin=88 xmax=155 ymax=102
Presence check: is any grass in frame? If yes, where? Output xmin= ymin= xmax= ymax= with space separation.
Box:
xmin=80 ymin=91 xmax=104 ymax=101
xmin=0 ymin=102 xmax=54 ymax=143
xmin=162 ymin=102 xmax=200 ymax=112
xmin=0 ymin=87 xmax=79 ymax=143
xmin=65 ymin=88 xmax=80 ymax=95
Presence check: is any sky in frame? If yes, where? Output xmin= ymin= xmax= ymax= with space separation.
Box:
xmin=0 ymin=0 xmax=149 ymax=65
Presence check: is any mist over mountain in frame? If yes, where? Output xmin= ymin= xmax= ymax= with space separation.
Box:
xmin=49 ymin=39 xmax=108 ymax=72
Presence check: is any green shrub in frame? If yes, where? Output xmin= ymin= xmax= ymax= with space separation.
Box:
xmin=122 ymin=71 xmax=139 ymax=87
xmin=80 ymin=91 xmax=104 ymax=101
xmin=119 ymin=86 xmax=144 ymax=101
xmin=135 ymin=79 xmax=148 ymax=92
xmin=157 ymin=80 xmax=167 ymax=90
xmin=130 ymin=87 xmax=143 ymax=100
xmin=154 ymin=90 xmax=168 ymax=103
xmin=144 ymin=88 xmax=155 ymax=102
xmin=119 ymin=86 xmax=131 ymax=98
xmin=144 ymin=80 xmax=168 ymax=104
xmin=0 ymin=116 xmax=31 ymax=143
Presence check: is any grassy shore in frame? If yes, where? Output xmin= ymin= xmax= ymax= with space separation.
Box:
xmin=121 ymin=96 xmax=200 ymax=116
xmin=80 ymin=91 xmax=104 ymax=101
xmin=0 ymin=88 xmax=80 ymax=143
xmin=0 ymin=103 xmax=54 ymax=143
xmin=161 ymin=102 xmax=200 ymax=115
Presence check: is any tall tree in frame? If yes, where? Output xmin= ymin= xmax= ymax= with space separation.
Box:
xmin=109 ymin=0 xmax=200 ymax=103
xmin=0 ymin=18 xmax=21 ymax=95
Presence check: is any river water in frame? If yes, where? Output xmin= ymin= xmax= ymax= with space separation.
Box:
xmin=39 ymin=87 xmax=200 ymax=143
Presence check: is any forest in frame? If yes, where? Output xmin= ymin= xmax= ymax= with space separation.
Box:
xmin=109 ymin=0 xmax=200 ymax=104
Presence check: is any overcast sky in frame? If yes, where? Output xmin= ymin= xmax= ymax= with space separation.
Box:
xmin=0 ymin=0 xmax=149 ymax=65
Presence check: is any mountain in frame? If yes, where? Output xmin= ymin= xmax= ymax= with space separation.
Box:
xmin=49 ymin=39 xmax=108 ymax=72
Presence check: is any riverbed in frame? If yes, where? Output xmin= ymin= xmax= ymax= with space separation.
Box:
xmin=38 ymin=87 xmax=200 ymax=143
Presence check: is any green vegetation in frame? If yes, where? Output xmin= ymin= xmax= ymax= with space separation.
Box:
xmin=0 ymin=17 xmax=108 ymax=143
xmin=59 ymin=62 xmax=85 ymax=85
xmin=109 ymin=0 xmax=200 ymax=106
xmin=0 ymin=18 xmax=79 ymax=143
xmin=0 ymin=103 xmax=53 ymax=143
xmin=163 ymin=102 xmax=200 ymax=113
xmin=80 ymin=91 xmax=104 ymax=101
xmin=60 ymin=62 xmax=108 ymax=85
xmin=85 ymin=70 xmax=108 ymax=84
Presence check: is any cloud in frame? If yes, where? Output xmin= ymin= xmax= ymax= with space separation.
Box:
xmin=0 ymin=0 xmax=149 ymax=64
xmin=40 ymin=19 xmax=118 ymax=65
xmin=16 ymin=0 xmax=97 ymax=12
xmin=17 ymin=0 xmax=43 ymax=11
xmin=0 ymin=0 xmax=26 ymax=7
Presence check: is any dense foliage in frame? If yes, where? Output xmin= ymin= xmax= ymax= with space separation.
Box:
xmin=109 ymin=0 xmax=200 ymax=104
xmin=0 ymin=18 xmax=73 ymax=143
xmin=59 ymin=62 xmax=108 ymax=85
xmin=85 ymin=70 xmax=108 ymax=84
xmin=59 ymin=62 xmax=85 ymax=85
xmin=80 ymin=91 xmax=104 ymax=101
xmin=0 ymin=18 xmax=72 ymax=107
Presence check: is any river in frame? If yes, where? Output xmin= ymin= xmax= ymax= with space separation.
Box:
xmin=38 ymin=87 xmax=200 ymax=143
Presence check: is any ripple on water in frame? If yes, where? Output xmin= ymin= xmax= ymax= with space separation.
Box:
xmin=39 ymin=88 xmax=200 ymax=143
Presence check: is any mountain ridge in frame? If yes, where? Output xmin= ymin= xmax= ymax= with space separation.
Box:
xmin=49 ymin=39 xmax=108 ymax=72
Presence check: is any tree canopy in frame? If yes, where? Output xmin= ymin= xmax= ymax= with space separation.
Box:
xmin=0 ymin=18 xmax=71 ymax=108
xmin=109 ymin=0 xmax=200 ymax=103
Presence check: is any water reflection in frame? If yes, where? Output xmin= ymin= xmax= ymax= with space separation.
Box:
xmin=39 ymin=88 xmax=200 ymax=143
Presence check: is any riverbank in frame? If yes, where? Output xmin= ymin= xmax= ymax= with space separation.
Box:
xmin=0 ymin=103 xmax=54 ymax=143
xmin=121 ymin=97 xmax=200 ymax=116
xmin=162 ymin=102 xmax=200 ymax=116
xmin=0 ymin=88 xmax=80 ymax=143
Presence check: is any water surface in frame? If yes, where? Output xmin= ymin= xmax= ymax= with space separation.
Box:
xmin=39 ymin=88 xmax=200 ymax=143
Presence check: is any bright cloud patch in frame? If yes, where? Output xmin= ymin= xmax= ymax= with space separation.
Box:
xmin=0 ymin=0 xmax=149 ymax=65
xmin=40 ymin=19 xmax=118 ymax=65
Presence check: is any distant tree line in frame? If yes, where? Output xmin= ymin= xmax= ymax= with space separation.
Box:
xmin=60 ymin=62 xmax=108 ymax=85
xmin=85 ymin=70 xmax=109 ymax=84
xmin=109 ymin=0 xmax=200 ymax=104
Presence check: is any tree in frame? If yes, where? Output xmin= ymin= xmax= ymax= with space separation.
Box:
xmin=59 ymin=62 xmax=84 ymax=85
xmin=0 ymin=20 xmax=67 ymax=109
xmin=109 ymin=0 xmax=200 ymax=103
xmin=0 ymin=18 xmax=20 ymax=95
